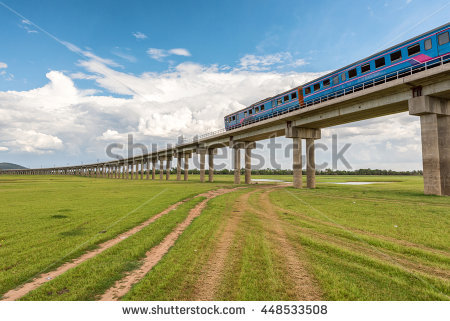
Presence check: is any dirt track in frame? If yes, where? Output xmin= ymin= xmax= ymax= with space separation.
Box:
xmin=193 ymin=190 xmax=256 ymax=300
xmin=100 ymin=188 xmax=237 ymax=301
xmin=1 ymin=190 xmax=229 ymax=301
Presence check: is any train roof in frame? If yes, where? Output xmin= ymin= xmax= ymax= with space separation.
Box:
xmin=303 ymin=22 xmax=450 ymax=86
xmin=224 ymin=85 xmax=302 ymax=118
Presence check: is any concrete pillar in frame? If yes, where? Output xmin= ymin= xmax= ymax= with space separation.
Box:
xmin=139 ymin=159 xmax=143 ymax=180
xmin=134 ymin=161 xmax=139 ymax=179
xmin=176 ymin=155 xmax=182 ymax=181
xmin=244 ymin=143 xmax=254 ymax=184
xmin=166 ymin=157 xmax=171 ymax=180
xmin=146 ymin=158 xmax=150 ymax=180
xmin=199 ymin=149 xmax=206 ymax=182
xmin=409 ymin=96 xmax=450 ymax=195
xmin=292 ymin=137 xmax=302 ymax=188
xmin=233 ymin=147 xmax=241 ymax=184
xmin=152 ymin=159 xmax=156 ymax=180
xmin=184 ymin=154 xmax=189 ymax=181
xmin=125 ymin=162 xmax=129 ymax=180
xmin=159 ymin=159 xmax=164 ymax=180
xmin=130 ymin=160 xmax=134 ymax=180
xmin=306 ymin=138 xmax=316 ymax=189
xmin=208 ymin=149 xmax=214 ymax=183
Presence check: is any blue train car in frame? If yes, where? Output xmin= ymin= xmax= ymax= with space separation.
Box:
xmin=224 ymin=87 xmax=303 ymax=130
xmin=302 ymin=23 xmax=450 ymax=105
xmin=224 ymin=23 xmax=450 ymax=131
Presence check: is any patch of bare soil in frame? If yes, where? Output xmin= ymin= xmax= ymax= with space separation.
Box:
xmin=193 ymin=190 xmax=256 ymax=300
xmin=99 ymin=188 xmax=238 ymax=301
xmin=1 ymin=189 xmax=231 ymax=301
xmin=254 ymin=189 xmax=322 ymax=300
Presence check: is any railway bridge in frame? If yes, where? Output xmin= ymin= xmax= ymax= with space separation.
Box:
xmin=2 ymin=60 xmax=450 ymax=196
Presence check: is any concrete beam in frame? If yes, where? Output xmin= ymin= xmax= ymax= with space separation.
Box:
xmin=409 ymin=96 xmax=450 ymax=196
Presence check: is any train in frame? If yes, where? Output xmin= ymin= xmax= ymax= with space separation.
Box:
xmin=224 ymin=23 xmax=450 ymax=130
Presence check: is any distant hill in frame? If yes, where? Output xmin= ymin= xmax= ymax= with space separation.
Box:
xmin=0 ymin=162 xmax=28 ymax=170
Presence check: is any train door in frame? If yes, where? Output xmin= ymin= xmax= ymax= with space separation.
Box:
xmin=437 ymin=30 xmax=449 ymax=56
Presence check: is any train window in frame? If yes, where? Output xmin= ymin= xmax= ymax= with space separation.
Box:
xmin=341 ymin=72 xmax=346 ymax=81
xmin=390 ymin=50 xmax=402 ymax=62
xmin=249 ymin=110 xmax=252 ymax=115
xmin=424 ymin=38 xmax=432 ymax=50
xmin=232 ymin=116 xmax=235 ymax=121
xmin=255 ymin=107 xmax=259 ymax=112
xmin=348 ymin=68 xmax=357 ymax=78
xmin=361 ymin=63 xmax=370 ymax=73
xmin=260 ymin=105 xmax=265 ymax=111
xmin=323 ymin=79 xmax=330 ymax=87
xmin=375 ymin=57 xmax=385 ymax=68
xmin=332 ymin=75 xmax=339 ymax=85
xmin=438 ymin=32 xmax=449 ymax=45
xmin=277 ymin=98 xmax=282 ymax=105
xmin=244 ymin=111 xmax=247 ymax=117
xmin=305 ymin=87 xmax=311 ymax=95
xmin=291 ymin=92 xmax=297 ymax=99
xmin=407 ymin=43 xmax=420 ymax=56
xmin=313 ymin=83 xmax=320 ymax=91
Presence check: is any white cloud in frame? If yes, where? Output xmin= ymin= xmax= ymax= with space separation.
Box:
xmin=132 ymin=32 xmax=147 ymax=39
xmin=0 ymin=45 xmax=423 ymax=170
xmin=239 ymin=52 xmax=308 ymax=71
xmin=0 ymin=62 xmax=7 ymax=69
xmin=168 ymin=48 xmax=191 ymax=56
xmin=147 ymin=48 xmax=192 ymax=61
xmin=147 ymin=48 xmax=168 ymax=61
xmin=14 ymin=129 xmax=63 ymax=153
xmin=0 ymin=146 xmax=8 ymax=151
xmin=112 ymin=50 xmax=137 ymax=63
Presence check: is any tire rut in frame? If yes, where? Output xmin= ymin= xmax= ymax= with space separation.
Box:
xmin=193 ymin=189 xmax=256 ymax=300
xmin=1 ymin=189 xmax=227 ymax=301
xmin=252 ymin=188 xmax=322 ymax=300
xmin=99 ymin=188 xmax=239 ymax=301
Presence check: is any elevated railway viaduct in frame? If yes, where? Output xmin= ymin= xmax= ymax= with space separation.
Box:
xmin=2 ymin=61 xmax=450 ymax=196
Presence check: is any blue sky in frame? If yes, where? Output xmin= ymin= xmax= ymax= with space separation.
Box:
xmin=0 ymin=0 xmax=449 ymax=169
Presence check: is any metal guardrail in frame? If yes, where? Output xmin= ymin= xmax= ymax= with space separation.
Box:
xmin=179 ymin=54 xmax=450 ymax=141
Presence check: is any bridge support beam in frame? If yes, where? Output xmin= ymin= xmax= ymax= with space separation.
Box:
xmin=232 ymin=146 xmax=241 ymax=184
xmin=306 ymin=139 xmax=316 ymax=188
xmin=208 ymin=149 xmax=215 ymax=183
xmin=184 ymin=154 xmax=190 ymax=181
xmin=176 ymin=154 xmax=182 ymax=181
xmin=159 ymin=158 xmax=164 ymax=180
xmin=166 ymin=157 xmax=171 ymax=181
xmin=286 ymin=124 xmax=321 ymax=189
xmin=140 ymin=159 xmax=144 ymax=180
xmin=146 ymin=158 xmax=150 ymax=180
xmin=244 ymin=142 xmax=255 ymax=184
xmin=292 ymin=137 xmax=302 ymax=188
xmin=198 ymin=148 xmax=206 ymax=183
xmin=409 ymin=96 xmax=450 ymax=196
xmin=152 ymin=158 xmax=156 ymax=180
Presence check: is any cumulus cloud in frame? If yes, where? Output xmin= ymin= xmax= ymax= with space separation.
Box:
xmin=0 ymin=146 xmax=8 ymax=151
xmin=0 ymin=44 xmax=423 ymax=170
xmin=132 ymin=32 xmax=147 ymax=39
xmin=0 ymin=62 xmax=7 ymax=69
xmin=147 ymin=47 xmax=192 ymax=61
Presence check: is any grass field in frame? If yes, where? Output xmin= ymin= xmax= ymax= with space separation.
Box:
xmin=0 ymin=174 xmax=448 ymax=301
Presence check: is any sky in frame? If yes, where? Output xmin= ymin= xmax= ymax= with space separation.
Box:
xmin=0 ymin=0 xmax=449 ymax=170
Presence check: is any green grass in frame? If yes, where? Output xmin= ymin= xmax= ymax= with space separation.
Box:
xmin=270 ymin=185 xmax=450 ymax=300
xmin=1 ymin=174 xmax=449 ymax=301
xmin=21 ymin=197 xmax=206 ymax=300
xmin=0 ymin=175 xmax=230 ymax=297
xmin=123 ymin=188 xmax=252 ymax=300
